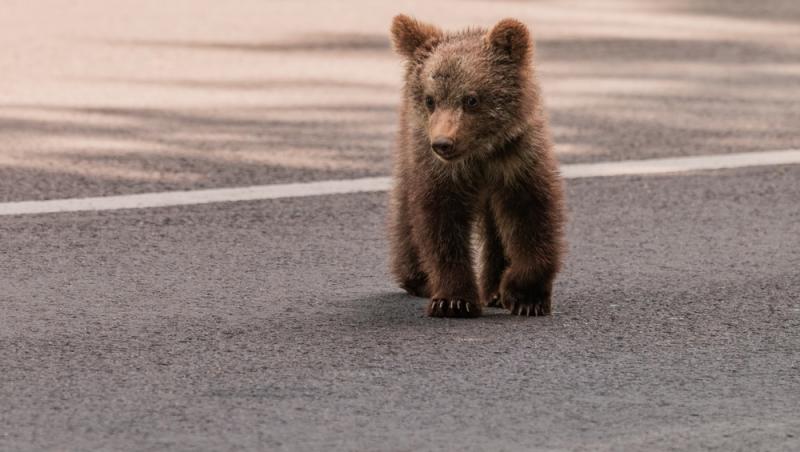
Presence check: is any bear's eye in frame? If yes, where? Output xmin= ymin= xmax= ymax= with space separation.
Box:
xmin=424 ymin=95 xmax=435 ymax=111
xmin=463 ymin=95 xmax=480 ymax=110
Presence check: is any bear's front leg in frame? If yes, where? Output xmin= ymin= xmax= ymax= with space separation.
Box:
xmin=412 ymin=194 xmax=481 ymax=318
xmin=491 ymin=184 xmax=564 ymax=317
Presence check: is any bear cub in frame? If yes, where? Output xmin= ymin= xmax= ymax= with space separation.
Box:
xmin=388 ymin=15 xmax=566 ymax=318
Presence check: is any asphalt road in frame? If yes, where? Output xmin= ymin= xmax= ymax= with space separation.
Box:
xmin=2 ymin=1 xmax=800 ymax=451
xmin=3 ymin=167 xmax=799 ymax=451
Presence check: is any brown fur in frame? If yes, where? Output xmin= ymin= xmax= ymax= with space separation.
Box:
xmin=388 ymin=15 xmax=566 ymax=318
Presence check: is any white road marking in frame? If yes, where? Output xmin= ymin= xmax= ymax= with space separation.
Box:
xmin=560 ymin=149 xmax=800 ymax=178
xmin=1 ymin=149 xmax=799 ymax=216
xmin=0 ymin=177 xmax=392 ymax=216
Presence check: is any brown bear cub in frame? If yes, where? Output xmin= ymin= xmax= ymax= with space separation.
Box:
xmin=388 ymin=15 xmax=566 ymax=318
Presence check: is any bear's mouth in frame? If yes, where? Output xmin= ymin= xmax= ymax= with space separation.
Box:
xmin=432 ymin=148 xmax=461 ymax=161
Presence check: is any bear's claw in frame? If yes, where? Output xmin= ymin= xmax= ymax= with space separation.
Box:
xmin=507 ymin=301 xmax=545 ymax=316
xmin=503 ymin=291 xmax=551 ymax=317
xmin=427 ymin=298 xmax=481 ymax=318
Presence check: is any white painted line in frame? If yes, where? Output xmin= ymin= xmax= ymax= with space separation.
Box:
xmin=1 ymin=149 xmax=799 ymax=216
xmin=560 ymin=149 xmax=800 ymax=178
xmin=0 ymin=177 xmax=392 ymax=216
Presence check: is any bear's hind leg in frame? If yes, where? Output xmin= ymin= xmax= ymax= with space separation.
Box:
xmin=479 ymin=204 xmax=508 ymax=308
xmin=389 ymin=190 xmax=430 ymax=298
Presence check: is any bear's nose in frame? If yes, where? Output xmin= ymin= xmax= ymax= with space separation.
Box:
xmin=431 ymin=137 xmax=455 ymax=157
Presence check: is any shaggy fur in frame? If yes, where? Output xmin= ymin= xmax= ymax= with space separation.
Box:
xmin=388 ymin=15 xmax=566 ymax=318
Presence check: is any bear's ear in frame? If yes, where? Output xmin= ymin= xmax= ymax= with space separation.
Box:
xmin=390 ymin=14 xmax=442 ymax=59
xmin=487 ymin=18 xmax=532 ymax=64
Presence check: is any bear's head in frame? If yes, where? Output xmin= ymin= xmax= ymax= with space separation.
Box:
xmin=391 ymin=15 xmax=536 ymax=163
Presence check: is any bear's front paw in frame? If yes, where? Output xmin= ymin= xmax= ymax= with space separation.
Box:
xmin=501 ymin=285 xmax=552 ymax=316
xmin=427 ymin=298 xmax=481 ymax=318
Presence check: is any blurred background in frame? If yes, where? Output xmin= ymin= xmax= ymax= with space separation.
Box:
xmin=2 ymin=0 xmax=799 ymax=202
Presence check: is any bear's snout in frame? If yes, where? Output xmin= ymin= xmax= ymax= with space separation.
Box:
xmin=431 ymin=137 xmax=456 ymax=160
